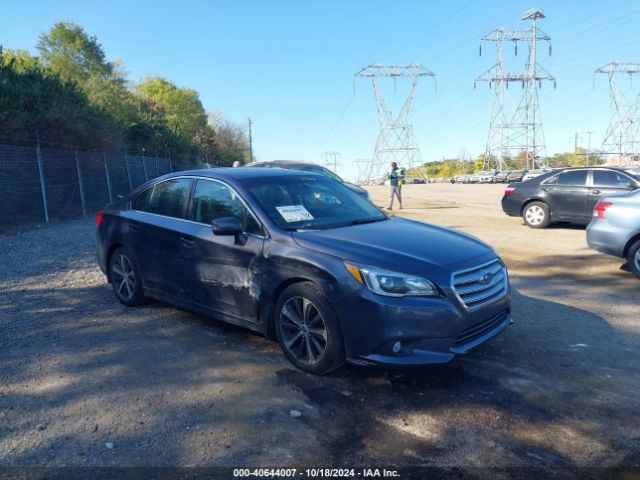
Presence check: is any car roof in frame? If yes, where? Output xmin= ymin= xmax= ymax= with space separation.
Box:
xmin=164 ymin=167 xmax=323 ymax=181
xmin=245 ymin=160 xmax=319 ymax=168
xmin=523 ymin=165 xmax=638 ymax=183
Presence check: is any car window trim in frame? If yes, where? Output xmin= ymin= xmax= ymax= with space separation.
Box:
xmin=129 ymin=175 xmax=269 ymax=239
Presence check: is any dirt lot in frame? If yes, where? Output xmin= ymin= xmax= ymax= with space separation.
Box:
xmin=1 ymin=183 xmax=639 ymax=477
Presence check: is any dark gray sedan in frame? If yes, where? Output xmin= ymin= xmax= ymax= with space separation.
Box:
xmin=587 ymin=188 xmax=640 ymax=278
xmin=96 ymin=168 xmax=511 ymax=374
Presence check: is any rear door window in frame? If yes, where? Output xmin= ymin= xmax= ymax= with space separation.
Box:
xmin=592 ymin=170 xmax=632 ymax=188
xmin=554 ymin=170 xmax=588 ymax=186
xmin=133 ymin=178 xmax=192 ymax=219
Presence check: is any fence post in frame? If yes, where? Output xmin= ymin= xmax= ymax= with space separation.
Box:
xmin=142 ymin=149 xmax=148 ymax=181
xmin=35 ymin=137 xmax=49 ymax=223
xmin=75 ymin=149 xmax=86 ymax=217
xmin=169 ymin=156 xmax=173 ymax=172
xmin=124 ymin=152 xmax=133 ymax=191
xmin=103 ymin=153 xmax=113 ymax=203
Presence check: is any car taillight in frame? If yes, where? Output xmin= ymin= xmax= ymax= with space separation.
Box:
xmin=593 ymin=202 xmax=612 ymax=219
xmin=96 ymin=211 xmax=105 ymax=226
xmin=504 ymin=187 xmax=516 ymax=195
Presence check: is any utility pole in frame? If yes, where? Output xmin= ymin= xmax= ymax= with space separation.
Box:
xmin=586 ymin=131 xmax=594 ymax=166
xmin=476 ymin=8 xmax=555 ymax=171
xmin=248 ymin=118 xmax=253 ymax=163
xmin=569 ymin=133 xmax=582 ymax=153
xmin=354 ymin=64 xmax=435 ymax=182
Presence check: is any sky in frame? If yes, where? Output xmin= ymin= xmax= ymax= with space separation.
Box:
xmin=3 ymin=0 xmax=640 ymax=181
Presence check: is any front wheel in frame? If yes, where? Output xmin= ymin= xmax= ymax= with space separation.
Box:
xmin=626 ymin=240 xmax=640 ymax=279
xmin=275 ymin=282 xmax=345 ymax=375
xmin=523 ymin=201 xmax=550 ymax=229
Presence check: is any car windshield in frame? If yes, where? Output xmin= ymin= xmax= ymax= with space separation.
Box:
xmin=245 ymin=175 xmax=385 ymax=231
xmin=623 ymin=167 xmax=640 ymax=178
xmin=290 ymin=164 xmax=344 ymax=182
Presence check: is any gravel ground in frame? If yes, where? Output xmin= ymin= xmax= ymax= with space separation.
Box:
xmin=0 ymin=183 xmax=639 ymax=477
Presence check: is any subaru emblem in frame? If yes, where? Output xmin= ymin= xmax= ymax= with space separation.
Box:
xmin=480 ymin=272 xmax=494 ymax=285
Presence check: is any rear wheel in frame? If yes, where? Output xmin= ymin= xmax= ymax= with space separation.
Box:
xmin=523 ymin=201 xmax=550 ymax=229
xmin=109 ymin=247 xmax=146 ymax=306
xmin=626 ymin=240 xmax=640 ymax=279
xmin=275 ymin=282 xmax=345 ymax=375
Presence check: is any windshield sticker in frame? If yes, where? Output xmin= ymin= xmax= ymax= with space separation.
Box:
xmin=276 ymin=205 xmax=314 ymax=223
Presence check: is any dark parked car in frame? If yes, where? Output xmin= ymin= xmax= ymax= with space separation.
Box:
xmin=493 ymin=171 xmax=511 ymax=183
xmin=96 ymin=169 xmax=512 ymax=374
xmin=501 ymin=166 xmax=640 ymax=228
xmin=587 ymin=189 xmax=640 ymax=278
xmin=506 ymin=169 xmax=528 ymax=183
xmin=245 ymin=160 xmax=371 ymax=202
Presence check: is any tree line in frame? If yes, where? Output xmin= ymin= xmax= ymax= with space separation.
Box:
xmin=0 ymin=22 xmax=249 ymax=167
xmin=411 ymin=148 xmax=605 ymax=178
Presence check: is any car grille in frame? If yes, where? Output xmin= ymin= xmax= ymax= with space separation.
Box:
xmin=453 ymin=310 xmax=509 ymax=347
xmin=452 ymin=259 xmax=507 ymax=311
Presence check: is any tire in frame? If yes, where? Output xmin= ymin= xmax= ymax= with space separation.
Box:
xmin=274 ymin=282 xmax=346 ymax=375
xmin=522 ymin=201 xmax=550 ymax=229
xmin=626 ymin=240 xmax=640 ymax=279
xmin=109 ymin=247 xmax=146 ymax=306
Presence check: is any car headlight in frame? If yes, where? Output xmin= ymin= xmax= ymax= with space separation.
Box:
xmin=344 ymin=262 xmax=438 ymax=297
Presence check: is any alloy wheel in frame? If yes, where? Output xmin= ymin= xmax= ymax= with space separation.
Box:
xmin=112 ymin=254 xmax=135 ymax=301
xmin=279 ymin=297 xmax=328 ymax=366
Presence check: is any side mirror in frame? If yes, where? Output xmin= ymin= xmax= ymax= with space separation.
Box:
xmin=211 ymin=216 xmax=243 ymax=236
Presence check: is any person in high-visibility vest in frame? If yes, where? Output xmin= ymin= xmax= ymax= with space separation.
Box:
xmin=387 ymin=162 xmax=404 ymax=210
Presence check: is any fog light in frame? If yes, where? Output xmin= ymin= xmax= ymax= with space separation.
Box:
xmin=392 ymin=341 xmax=402 ymax=354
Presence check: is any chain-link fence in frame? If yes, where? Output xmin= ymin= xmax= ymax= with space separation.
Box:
xmin=0 ymin=141 xmax=178 ymax=234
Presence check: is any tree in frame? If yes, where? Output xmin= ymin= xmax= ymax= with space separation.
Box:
xmin=37 ymin=22 xmax=115 ymax=87
xmin=209 ymin=114 xmax=250 ymax=166
xmin=136 ymin=77 xmax=208 ymax=141
xmin=474 ymin=154 xmax=486 ymax=173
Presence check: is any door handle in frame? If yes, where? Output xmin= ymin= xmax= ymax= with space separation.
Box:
xmin=129 ymin=222 xmax=142 ymax=231
xmin=591 ymin=189 xmax=601 ymax=195
xmin=180 ymin=236 xmax=196 ymax=247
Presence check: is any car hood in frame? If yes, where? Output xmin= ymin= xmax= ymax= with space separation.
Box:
xmin=292 ymin=217 xmax=496 ymax=274
xmin=344 ymin=182 xmax=366 ymax=193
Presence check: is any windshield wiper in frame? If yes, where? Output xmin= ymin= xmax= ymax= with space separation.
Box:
xmin=348 ymin=217 xmax=387 ymax=226
xmin=316 ymin=217 xmax=388 ymax=230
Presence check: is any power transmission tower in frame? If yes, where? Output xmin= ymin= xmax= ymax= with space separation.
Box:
xmin=354 ymin=64 xmax=435 ymax=182
xmin=594 ymin=62 xmax=640 ymax=163
xmin=354 ymin=159 xmax=371 ymax=184
xmin=476 ymin=8 xmax=555 ymax=171
xmin=321 ymin=151 xmax=341 ymax=174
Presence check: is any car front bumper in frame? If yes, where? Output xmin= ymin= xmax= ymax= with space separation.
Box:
xmin=334 ymin=286 xmax=512 ymax=367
